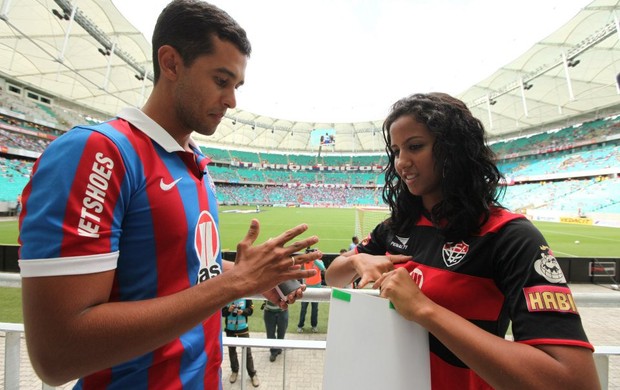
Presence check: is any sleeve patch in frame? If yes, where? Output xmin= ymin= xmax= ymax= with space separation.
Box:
xmin=523 ymin=285 xmax=578 ymax=314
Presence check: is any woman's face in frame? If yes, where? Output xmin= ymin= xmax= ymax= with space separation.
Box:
xmin=389 ymin=115 xmax=442 ymax=211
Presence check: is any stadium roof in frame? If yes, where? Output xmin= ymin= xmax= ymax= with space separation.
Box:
xmin=0 ymin=0 xmax=619 ymax=153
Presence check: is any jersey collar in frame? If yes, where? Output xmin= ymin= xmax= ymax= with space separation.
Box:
xmin=117 ymin=107 xmax=199 ymax=153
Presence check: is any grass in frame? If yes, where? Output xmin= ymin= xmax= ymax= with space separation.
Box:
xmin=247 ymin=300 xmax=330 ymax=334
xmin=3 ymin=206 xmax=619 ymax=255
xmin=0 ymin=287 xmax=22 ymax=323
xmin=0 ymin=219 xmax=18 ymax=246
xmin=1 ymin=207 xmax=619 ymax=326
xmin=217 ymin=206 xmax=356 ymax=254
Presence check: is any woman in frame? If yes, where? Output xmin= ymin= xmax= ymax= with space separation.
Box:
xmin=325 ymin=93 xmax=600 ymax=389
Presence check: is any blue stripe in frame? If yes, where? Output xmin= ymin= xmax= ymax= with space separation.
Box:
xmin=179 ymin=324 xmax=208 ymax=388
xmin=20 ymin=128 xmax=90 ymax=259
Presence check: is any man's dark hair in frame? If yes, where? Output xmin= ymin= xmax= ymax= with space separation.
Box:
xmin=381 ymin=92 xmax=504 ymax=241
xmin=152 ymin=0 xmax=252 ymax=83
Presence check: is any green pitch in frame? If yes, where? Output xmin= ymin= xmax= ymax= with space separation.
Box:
xmin=1 ymin=207 xmax=618 ymax=325
xmin=1 ymin=207 xmax=619 ymax=257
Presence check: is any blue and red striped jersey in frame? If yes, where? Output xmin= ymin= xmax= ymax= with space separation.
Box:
xmin=19 ymin=107 xmax=224 ymax=389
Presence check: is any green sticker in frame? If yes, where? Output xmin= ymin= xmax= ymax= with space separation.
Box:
xmin=332 ymin=289 xmax=351 ymax=302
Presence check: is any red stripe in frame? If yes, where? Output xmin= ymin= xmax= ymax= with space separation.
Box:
xmin=148 ymin=339 xmax=185 ymax=389
xmin=203 ymin=314 xmax=223 ymax=389
xmin=395 ymin=261 xmax=504 ymax=321
xmin=477 ymin=209 xmax=524 ymax=235
xmin=60 ymin=132 xmax=124 ymax=257
xmin=81 ymin=369 xmax=113 ymax=389
xmin=518 ymin=338 xmax=594 ymax=351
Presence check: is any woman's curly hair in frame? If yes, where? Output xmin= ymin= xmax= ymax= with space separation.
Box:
xmin=381 ymin=92 xmax=505 ymax=241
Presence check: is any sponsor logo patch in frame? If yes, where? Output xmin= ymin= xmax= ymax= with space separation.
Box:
xmin=78 ymin=152 xmax=114 ymax=238
xmin=396 ymin=235 xmax=409 ymax=245
xmin=194 ymin=210 xmax=222 ymax=283
xmin=390 ymin=235 xmax=410 ymax=250
xmin=523 ymin=285 xmax=578 ymax=314
xmin=533 ymin=246 xmax=566 ymax=283
xmin=442 ymin=241 xmax=469 ymax=267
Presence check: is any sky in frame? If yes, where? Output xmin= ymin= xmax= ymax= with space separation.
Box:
xmin=112 ymin=0 xmax=592 ymax=123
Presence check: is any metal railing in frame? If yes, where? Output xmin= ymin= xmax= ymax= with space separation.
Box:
xmin=2 ymin=288 xmax=620 ymax=389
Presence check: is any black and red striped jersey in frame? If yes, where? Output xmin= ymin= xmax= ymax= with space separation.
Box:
xmin=357 ymin=207 xmax=592 ymax=389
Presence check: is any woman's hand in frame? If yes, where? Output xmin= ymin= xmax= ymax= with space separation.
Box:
xmin=353 ymin=253 xmax=411 ymax=288
xmin=374 ymin=267 xmax=433 ymax=322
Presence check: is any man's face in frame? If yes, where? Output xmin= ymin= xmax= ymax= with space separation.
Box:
xmin=174 ymin=37 xmax=247 ymax=136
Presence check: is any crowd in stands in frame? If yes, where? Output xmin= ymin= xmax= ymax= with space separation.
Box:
xmin=216 ymin=184 xmax=382 ymax=207
xmin=0 ymin=156 xmax=33 ymax=202
xmin=1 ymin=88 xmax=619 ymax=215
xmin=0 ymin=128 xmax=50 ymax=154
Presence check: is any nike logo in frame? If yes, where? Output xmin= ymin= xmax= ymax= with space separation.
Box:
xmin=160 ymin=177 xmax=182 ymax=191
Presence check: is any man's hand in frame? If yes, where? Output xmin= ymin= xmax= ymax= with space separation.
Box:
xmin=227 ymin=219 xmax=322 ymax=298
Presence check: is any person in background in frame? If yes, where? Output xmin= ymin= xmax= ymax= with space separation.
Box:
xmin=263 ymin=299 xmax=289 ymax=362
xmin=325 ymin=92 xmax=599 ymax=389
xmin=297 ymin=247 xmax=325 ymax=333
xmin=15 ymin=194 xmax=21 ymax=216
xmin=349 ymin=236 xmax=359 ymax=251
xmin=222 ymin=299 xmax=259 ymax=387
xmin=18 ymin=1 xmax=322 ymax=388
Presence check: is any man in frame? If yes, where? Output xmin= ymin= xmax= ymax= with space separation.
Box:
xmin=18 ymin=1 xmax=321 ymax=389
xmin=297 ymin=248 xmax=325 ymax=333
xmin=222 ymin=299 xmax=259 ymax=387
xmin=349 ymin=236 xmax=359 ymax=251
xmin=263 ymin=299 xmax=289 ymax=362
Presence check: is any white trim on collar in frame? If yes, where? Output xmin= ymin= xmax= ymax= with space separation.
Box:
xmin=116 ymin=107 xmax=198 ymax=153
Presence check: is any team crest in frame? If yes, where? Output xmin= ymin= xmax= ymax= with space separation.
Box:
xmin=442 ymin=241 xmax=469 ymax=267
xmin=204 ymin=167 xmax=217 ymax=194
xmin=533 ymin=247 xmax=566 ymax=283
xmin=411 ymin=267 xmax=424 ymax=288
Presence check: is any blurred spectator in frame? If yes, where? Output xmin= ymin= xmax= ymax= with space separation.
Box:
xmin=263 ymin=299 xmax=288 ymax=362
xmin=297 ymin=247 xmax=325 ymax=333
xmin=222 ymin=299 xmax=260 ymax=387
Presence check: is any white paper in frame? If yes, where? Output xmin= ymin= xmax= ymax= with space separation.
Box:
xmin=323 ymin=289 xmax=431 ymax=390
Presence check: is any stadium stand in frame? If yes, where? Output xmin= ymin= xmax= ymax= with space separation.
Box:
xmin=1 ymin=81 xmax=619 ymax=218
xmin=1 ymin=67 xmax=619 ymax=231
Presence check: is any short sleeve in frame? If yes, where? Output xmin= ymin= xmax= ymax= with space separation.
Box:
xmin=19 ymin=128 xmax=127 ymax=276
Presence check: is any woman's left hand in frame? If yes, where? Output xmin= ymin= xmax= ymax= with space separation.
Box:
xmin=374 ymin=267 xmax=433 ymax=322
